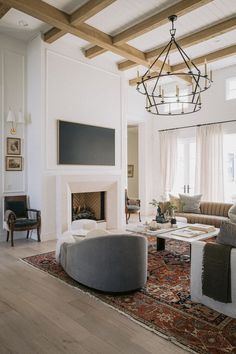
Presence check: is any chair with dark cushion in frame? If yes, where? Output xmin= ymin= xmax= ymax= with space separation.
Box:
xmin=125 ymin=189 xmax=141 ymax=224
xmin=4 ymin=195 xmax=41 ymax=247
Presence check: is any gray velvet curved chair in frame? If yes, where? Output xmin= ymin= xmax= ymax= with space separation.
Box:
xmin=60 ymin=234 xmax=148 ymax=293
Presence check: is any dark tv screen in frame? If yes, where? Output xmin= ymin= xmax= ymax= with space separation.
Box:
xmin=58 ymin=120 xmax=115 ymax=165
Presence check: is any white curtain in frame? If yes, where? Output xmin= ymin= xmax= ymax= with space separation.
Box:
xmin=195 ymin=124 xmax=224 ymax=201
xmin=159 ymin=130 xmax=178 ymax=199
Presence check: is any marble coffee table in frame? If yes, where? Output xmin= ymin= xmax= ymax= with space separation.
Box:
xmin=126 ymin=222 xmax=219 ymax=252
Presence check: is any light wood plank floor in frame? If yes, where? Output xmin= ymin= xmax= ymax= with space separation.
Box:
xmin=0 ymin=238 xmax=188 ymax=354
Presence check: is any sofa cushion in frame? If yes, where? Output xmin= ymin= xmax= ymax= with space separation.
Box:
xmin=228 ymin=204 xmax=236 ymax=224
xmin=179 ymin=194 xmax=202 ymax=214
xmin=127 ymin=205 xmax=140 ymax=211
xmin=217 ymin=220 xmax=236 ymax=247
xmin=14 ymin=219 xmax=38 ymax=228
xmin=169 ymin=194 xmax=183 ymax=212
xmin=200 ymin=202 xmax=233 ymax=217
xmin=5 ymin=200 xmax=27 ymax=218
xmin=176 ymin=212 xmax=228 ymax=228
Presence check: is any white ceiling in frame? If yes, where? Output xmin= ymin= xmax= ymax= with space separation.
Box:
xmin=0 ymin=0 xmax=236 ymax=74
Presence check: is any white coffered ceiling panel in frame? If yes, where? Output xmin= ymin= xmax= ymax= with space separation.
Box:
xmin=167 ymin=29 xmax=236 ymax=66
xmin=128 ymin=0 xmax=236 ymax=52
xmin=86 ymin=0 xmax=179 ymax=36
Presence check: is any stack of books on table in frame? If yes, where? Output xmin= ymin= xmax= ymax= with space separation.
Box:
xmin=188 ymin=224 xmax=216 ymax=233
xmin=171 ymin=224 xmax=216 ymax=238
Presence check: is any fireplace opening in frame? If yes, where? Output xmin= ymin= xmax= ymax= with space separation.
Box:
xmin=72 ymin=192 xmax=105 ymax=222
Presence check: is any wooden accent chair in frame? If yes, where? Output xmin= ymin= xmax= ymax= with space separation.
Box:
xmin=125 ymin=189 xmax=141 ymax=224
xmin=4 ymin=195 xmax=41 ymax=247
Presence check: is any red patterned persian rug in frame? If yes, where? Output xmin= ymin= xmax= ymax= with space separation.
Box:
xmin=22 ymin=239 xmax=236 ymax=354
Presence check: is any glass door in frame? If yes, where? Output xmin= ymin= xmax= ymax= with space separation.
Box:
xmin=173 ymin=138 xmax=196 ymax=195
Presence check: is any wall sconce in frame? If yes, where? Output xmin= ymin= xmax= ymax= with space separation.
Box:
xmin=6 ymin=108 xmax=16 ymax=135
xmin=6 ymin=109 xmax=25 ymax=135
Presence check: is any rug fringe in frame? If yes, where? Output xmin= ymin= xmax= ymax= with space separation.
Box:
xmin=20 ymin=258 xmax=197 ymax=354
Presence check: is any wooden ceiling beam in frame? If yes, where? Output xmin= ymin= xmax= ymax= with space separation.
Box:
xmin=2 ymin=0 xmax=171 ymax=73
xmin=44 ymin=0 xmax=116 ymax=44
xmin=85 ymin=0 xmax=213 ymax=59
xmin=172 ymin=44 xmax=236 ymax=72
xmin=0 ymin=2 xmax=11 ymax=18
xmin=128 ymin=44 xmax=236 ymax=86
xmin=84 ymin=45 xmax=106 ymax=58
xmin=113 ymin=0 xmax=213 ymax=45
xmin=119 ymin=15 xmax=236 ymax=71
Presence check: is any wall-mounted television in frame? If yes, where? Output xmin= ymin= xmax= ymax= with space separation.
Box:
xmin=57 ymin=120 xmax=115 ymax=166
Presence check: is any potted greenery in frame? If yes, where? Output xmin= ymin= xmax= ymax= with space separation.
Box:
xmin=149 ymin=199 xmax=167 ymax=223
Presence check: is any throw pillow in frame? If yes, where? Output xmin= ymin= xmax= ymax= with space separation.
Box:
xmin=228 ymin=204 xmax=236 ymax=224
xmin=169 ymin=194 xmax=183 ymax=212
xmin=179 ymin=194 xmax=202 ymax=214
xmin=216 ymin=220 xmax=236 ymax=247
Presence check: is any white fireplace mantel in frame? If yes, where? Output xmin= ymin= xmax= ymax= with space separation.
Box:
xmin=56 ymin=174 xmax=123 ymax=237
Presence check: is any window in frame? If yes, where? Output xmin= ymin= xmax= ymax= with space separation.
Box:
xmin=226 ymin=77 xmax=236 ymax=100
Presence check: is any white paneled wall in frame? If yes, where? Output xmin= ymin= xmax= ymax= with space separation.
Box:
xmin=27 ymin=36 xmax=126 ymax=241
xmin=0 ymin=35 xmax=26 ymax=240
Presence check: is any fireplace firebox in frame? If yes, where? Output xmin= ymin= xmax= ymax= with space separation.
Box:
xmin=72 ymin=192 xmax=105 ymax=222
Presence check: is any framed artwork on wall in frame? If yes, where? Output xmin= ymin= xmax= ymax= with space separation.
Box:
xmin=6 ymin=156 xmax=23 ymax=171
xmin=128 ymin=164 xmax=134 ymax=178
xmin=7 ymin=137 xmax=21 ymax=155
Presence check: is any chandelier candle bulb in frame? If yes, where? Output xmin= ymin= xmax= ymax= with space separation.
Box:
xmin=159 ymin=86 xmax=162 ymax=97
xmin=204 ymin=59 xmax=207 ymax=76
xmin=161 ymin=89 xmax=164 ymax=99
xmin=199 ymin=94 xmax=201 ymax=105
xmin=169 ymin=103 xmax=171 ymax=115
xmin=181 ymin=103 xmax=184 ymax=113
xmin=188 ymin=60 xmax=192 ymax=71
xmin=176 ymin=85 xmax=179 ymax=97
xmin=210 ymin=70 xmax=213 ymax=81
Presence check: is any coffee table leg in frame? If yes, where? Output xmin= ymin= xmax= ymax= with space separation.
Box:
xmin=156 ymin=238 xmax=165 ymax=251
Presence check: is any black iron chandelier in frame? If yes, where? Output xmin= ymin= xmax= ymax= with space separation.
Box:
xmin=136 ymin=15 xmax=213 ymax=116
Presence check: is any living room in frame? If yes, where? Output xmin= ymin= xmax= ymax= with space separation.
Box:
xmin=0 ymin=0 xmax=236 ymax=353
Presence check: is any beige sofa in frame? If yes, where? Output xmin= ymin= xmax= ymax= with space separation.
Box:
xmin=161 ymin=201 xmax=233 ymax=228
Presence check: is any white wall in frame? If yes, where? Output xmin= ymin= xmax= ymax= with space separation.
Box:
xmin=0 ymin=35 xmax=26 ymax=240
xmin=27 ymin=36 xmax=126 ymax=240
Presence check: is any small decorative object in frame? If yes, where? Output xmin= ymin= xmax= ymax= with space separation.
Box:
xmin=7 ymin=137 xmax=21 ymax=155
xmin=127 ymin=164 xmax=134 ymax=178
xmin=149 ymin=199 xmax=168 ymax=223
xmin=171 ymin=217 xmax=177 ymax=227
xmin=149 ymin=220 xmax=159 ymax=231
xmin=6 ymin=156 xmax=22 ymax=171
